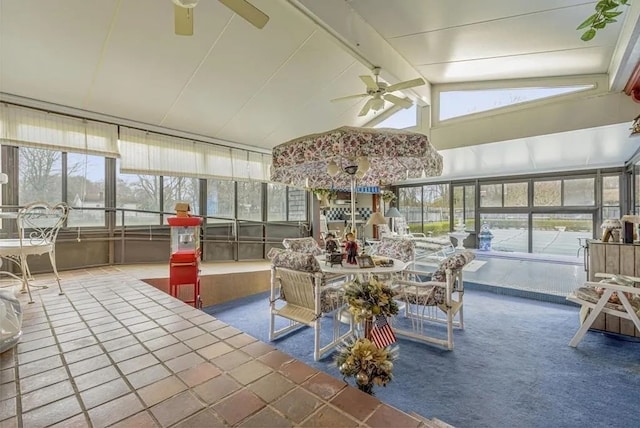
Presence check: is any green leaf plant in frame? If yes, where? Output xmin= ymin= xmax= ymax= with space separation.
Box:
xmin=577 ymin=0 xmax=629 ymax=41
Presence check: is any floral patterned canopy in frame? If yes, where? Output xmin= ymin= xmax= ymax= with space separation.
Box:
xmin=270 ymin=126 xmax=443 ymax=189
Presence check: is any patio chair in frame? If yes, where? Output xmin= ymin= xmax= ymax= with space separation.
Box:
xmin=394 ymin=251 xmax=476 ymax=350
xmin=268 ymin=249 xmax=353 ymax=361
xmin=0 ymin=202 xmax=69 ymax=303
xmin=377 ymin=221 xmax=455 ymax=262
xmin=566 ymin=273 xmax=640 ymax=347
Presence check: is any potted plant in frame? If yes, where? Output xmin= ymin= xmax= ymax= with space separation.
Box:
xmin=335 ymin=337 xmax=398 ymax=395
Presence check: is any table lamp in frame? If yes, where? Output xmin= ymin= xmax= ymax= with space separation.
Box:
xmin=384 ymin=207 xmax=402 ymax=234
xmin=366 ymin=211 xmax=387 ymax=240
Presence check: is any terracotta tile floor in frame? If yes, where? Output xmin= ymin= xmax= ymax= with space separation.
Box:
xmin=0 ymin=267 xmax=430 ymax=428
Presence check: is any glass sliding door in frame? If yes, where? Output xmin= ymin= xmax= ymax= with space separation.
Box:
xmin=532 ymin=213 xmax=592 ymax=257
xmin=453 ymin=184 xmax=476 ymax=232
xmin=480 ymin=213 xmax=528 ymax=253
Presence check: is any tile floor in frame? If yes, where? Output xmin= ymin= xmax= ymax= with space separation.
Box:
xmin=0 ymin=267 xmax=433 ymax=428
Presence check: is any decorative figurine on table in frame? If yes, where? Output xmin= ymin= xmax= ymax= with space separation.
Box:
xmin=325 ymin=233 xmax=338 ymax=253
xmin=345 ymin=232 xmax=358 ymax=265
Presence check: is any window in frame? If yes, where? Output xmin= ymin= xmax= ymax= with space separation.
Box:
xmin=423 ymin=184 xmax=449 ymax=237
xmin=163 ymin=176 xmax=199 ymax=221
xmin=439 ymin=85 xmax=594 ymax=121
xmin=287 ymin=188 xmax=307 ymax=221
xmin=267 ymin=183 xmax=286 ymax=221
xmin=237 ymin=181 xmax=262 ymax=221
xmin=534 ymin=180 xmax=561 ymax=206
xmin=399 ymin=187 xmax=422 ymax=234
xmin=481 ymin=182 xmax=527 ymax=207
xmin=564 ymin=178 xmax=594 ymax=206
xmin=19 ymin=147 xmax=62 ymax=205
xmin=480 ymin=184 xmax=502 ymax=207
xmin=504 ymin=182 xmax=528 ymax=207
xmin=373 ymin=104 xmax=417 ymax=129
xmin=464 ymin=185 xmax=476 ymax=231
xmin=602 ymin=175 xmax=620 ymax=219
xmin=207 ymin=179 xmax=235 ymax=219
xmin=268 ymin=184 xmax=307 ymax=221
xmin=116 ymin=160 xmax=160 ymax=225
xmin=67 ymin=153 xmax=105 ymax=227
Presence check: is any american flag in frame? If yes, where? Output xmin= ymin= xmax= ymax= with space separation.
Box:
xmin=369 ymin=315 xmax=396 ymax=349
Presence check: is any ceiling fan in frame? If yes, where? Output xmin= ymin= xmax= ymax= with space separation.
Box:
xmin=331 ymin=67 xmax=426 ymax=117
xmin=173 ymin=0 xmax=269 ymax=36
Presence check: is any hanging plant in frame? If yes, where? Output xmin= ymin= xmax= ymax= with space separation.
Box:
xmin=380 ymin=190 xmax=396 ymax=204
xmin=577 ymin=0 xmax=629 ymax=41
xmin=335 ymin=337 xmax=398 ymax=395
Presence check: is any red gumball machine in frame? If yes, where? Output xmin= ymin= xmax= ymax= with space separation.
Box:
xmin=167 ymin=215 xmax=202 ymax=309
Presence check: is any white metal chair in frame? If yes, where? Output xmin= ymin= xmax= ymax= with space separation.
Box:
xmin=394 ymin=251 xmax=476 ymax=350
xmin=268 ymin=249 xmax=353 ymax=361
xmin=566 ymin=273 xmax=640 ymax=347
xmin=0 ymin=202 xmax=68 ymax=303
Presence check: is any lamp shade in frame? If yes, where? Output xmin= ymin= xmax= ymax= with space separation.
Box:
xmin=384 ymin=207 xmax=402 ymax=218
xmin=366 ymin=211 xmax=387 ymax=226
xmin=0 ymin=173 xmax=7 ymax=184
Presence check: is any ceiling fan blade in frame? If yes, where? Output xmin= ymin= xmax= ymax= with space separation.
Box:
xmin=330 ymin=93 xmax=369 ymax=103
xmin=218 ymin=0 xmax=269 ymax=29
xmin=359 ymin=75 xmax=379 ymax=91
xmin=358 ymin=98 xmax=375 ymax=117
xmin=383 ymin=94 xmax=413 ymax=109
xmin=174 ymin=4 xmax=194 ymax=36
xmin=386 ymin=77 xmax=426 ymax=92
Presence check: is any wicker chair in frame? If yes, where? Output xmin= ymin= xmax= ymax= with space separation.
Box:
xmin=268 ymin=249 xmax=353 ymax=361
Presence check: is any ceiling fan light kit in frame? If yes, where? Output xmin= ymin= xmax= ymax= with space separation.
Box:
xmin=331 ymin=67 xmax=426 ymax=117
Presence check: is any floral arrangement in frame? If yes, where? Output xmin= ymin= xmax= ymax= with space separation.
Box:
xmin=381 ymin=190 xmax=396 ymax=204
xmin=309 ymin=188 xmax=331 ymax=198
xmin=335 ymin=337 xmax=398 ymax=395
xmin=344 ymin=276 xmax=399 ymax=323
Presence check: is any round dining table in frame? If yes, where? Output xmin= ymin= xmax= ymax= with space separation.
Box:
xmin=315 ymin=255 xmax=408 ymax=277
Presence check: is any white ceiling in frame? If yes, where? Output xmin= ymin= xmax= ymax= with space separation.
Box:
xmin=1 ymin=0 xmax=639 ymax=180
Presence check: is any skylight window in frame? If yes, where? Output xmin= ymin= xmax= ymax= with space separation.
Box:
xmin=373 ymin=104 xmax=417 ymax=129
xmin=439 ymin=85 xmax=594 ymax=121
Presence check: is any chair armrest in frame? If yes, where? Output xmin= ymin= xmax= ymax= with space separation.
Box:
xmin=594 ymin=273 xmax=640 ymax=283
xmin=583 ymin=281 xmax=640 ymax=295
xmin=396 ymin=279 xmax=446 ymax=289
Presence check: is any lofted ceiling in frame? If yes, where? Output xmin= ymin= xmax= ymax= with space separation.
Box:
xmin=1 ymin=0 xmax=639 ymax=180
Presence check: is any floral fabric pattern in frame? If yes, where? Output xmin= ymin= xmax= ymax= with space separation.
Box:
xmin=268 ymin=248 xmax=321 ymax=273
xmin=375 ymin=237 xmax=416 ymax=263
xmin=431 ymin=251 xmax=476 ymax=283
xmin=270 ymin=126 xmax=443 ymax=188
xmin=282 ymin=237 xmax=323 ymax=256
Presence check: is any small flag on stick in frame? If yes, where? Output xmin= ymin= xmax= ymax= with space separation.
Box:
xmin=369 ymin=315 xmax=396 ymax=348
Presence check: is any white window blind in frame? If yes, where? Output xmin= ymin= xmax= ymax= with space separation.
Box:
xmin=118 ymin=127 xmax=271 ymax=181
xmin=0 ymin=104 xmax=119 ymax=157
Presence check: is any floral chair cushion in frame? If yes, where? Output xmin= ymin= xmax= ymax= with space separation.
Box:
xmin=282 ymin=237 xmax=323 ymax=256
xmin=401 ymin=251 xmax=475 ymax=305
xmin=268 ymin=248 xmax=343 ymax=313
xmin=376 ymin=237 xmax=416 ymax=263
xmin=268 ymin=248 xmax=321 ymax=273
xmin=431 ymin=251 xmax=476 ymax=282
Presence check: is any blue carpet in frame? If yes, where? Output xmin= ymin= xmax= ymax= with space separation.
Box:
xmin=205 ymin=290 xmax=640 ymax=428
